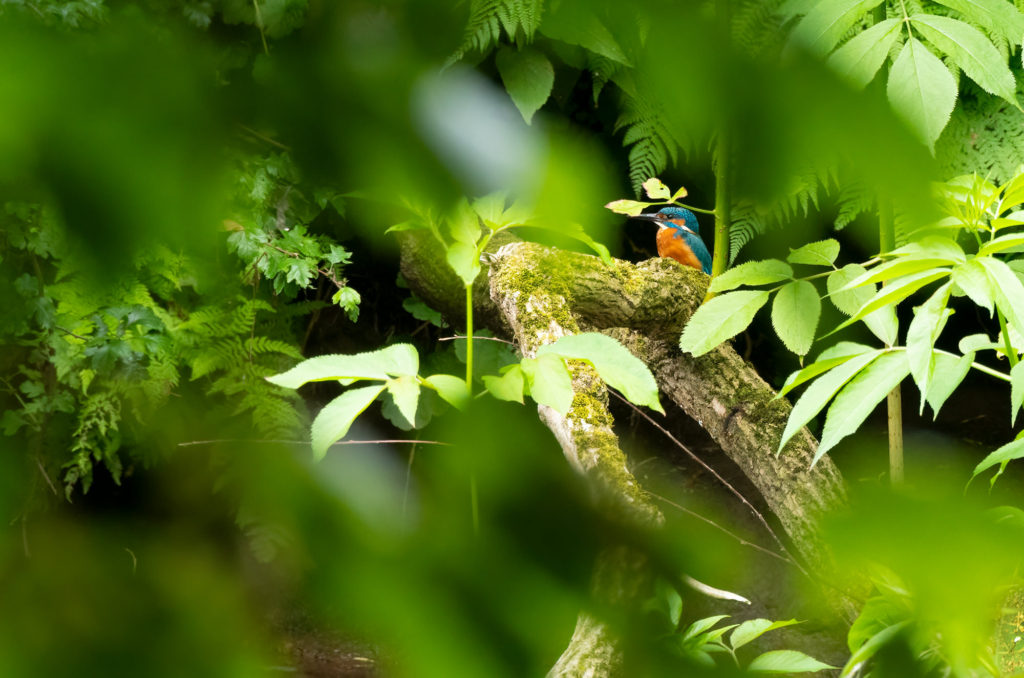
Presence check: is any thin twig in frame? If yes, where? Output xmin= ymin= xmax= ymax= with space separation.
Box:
xmin=177 ymin=438 xmax=449 ymax=447
xmin=648 ymin=491 xmax=795 ymax=567
xmin=237 ymin=124 xmax=291 ymax=151
xmin=438 ymin=335 xmax=516 ymax=345
xmin=609 ymin=391 xmax=809 ymax=578
xmin=55 ymin=326 xmax=89 ymax=341
xmin=35 ymin=457 xmax=58 ymax=496
xmin=251 ymin=0 xmax=270 ymax=55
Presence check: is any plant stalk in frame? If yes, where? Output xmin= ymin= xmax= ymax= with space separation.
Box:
xmin=465 ymin=283 xmax=474 ymax=394
xmin=878 ymin=197 xmax=904 ymax=486
xmin=708 ymin=0 xmax=732 ymax=300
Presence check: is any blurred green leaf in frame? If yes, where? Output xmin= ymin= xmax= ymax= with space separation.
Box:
xmin=748 ymin=649 xmax=835 ymax=673
xmin=730 ymin=618 xmax=800 ymax=650
xmin=787 ymin=0 xmax=885 ymax=56
xmin=496 ymin=46 xmax=554 ymax=124
xmin=826 ymin=18 xmax=902 ymax=89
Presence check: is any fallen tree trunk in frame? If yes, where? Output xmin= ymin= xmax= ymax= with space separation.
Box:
xmin=400 ymin=233 xmax=865 ymax=675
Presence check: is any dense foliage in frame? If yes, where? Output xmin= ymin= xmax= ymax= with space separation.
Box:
xmin=5 ymin=1 xmax=1024 ymax=677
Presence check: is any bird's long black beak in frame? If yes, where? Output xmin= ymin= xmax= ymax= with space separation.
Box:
xmin=629 ymin=213 xmax=662 ymax=223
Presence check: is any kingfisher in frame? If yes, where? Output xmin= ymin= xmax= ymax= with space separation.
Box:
xmin=631 ymin=207 xmax=712 ymax=274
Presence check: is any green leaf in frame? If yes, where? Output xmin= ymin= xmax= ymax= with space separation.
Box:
xmin=482 ymin=365 xmax=526 ymax=404
xmin=1012 ymin=361 xmax=1024 ymax=426
xmin=978 ymin=233 xmax=1024 ymax=256
xmin=972 ymin=434 xmax=1024 ymax=481
xmin=311 ymin=384 xmax=387 ymax=461
xmin=905 ymin=282 xmax=952 ymax=409
xmin=679 ymin=290 xmax=771 ymax=357
xmin=786 ymin=239 xmax=840 ymax=266
xmin=682 ymin=615 xmax=730 ymax=642
xmin=520 ymin=354 xmax=573 ymax=415
xmin=424 ymin=374 xmax=470 ymax=410
xmin=496 ymin=46 xmax=555 ymax=124
xmin=708 ymin=260 xmax=793 ymax=293
xmin=960 ymin=333 xmax=995 ymax=353
xmin=537 ymin=333 xmax=663 ymax=413
xmin=730 ymin=619 xmax=801 ymax=650
xmin=386 ymin=376 xmax=420 ymax=426
xmin=267 ymin=345 xmax=419 ymax=388
xmin=932 ymin=0 xmax=1024 ymax=44
xmin=541 ymin=11 xmax=630 ymax=64
xmin=827 ymin=18 xmax=902 ymax=88
xmin=840 ymin=622 xmax=911 ymax=677
xmin=771 ymin=280 xmax=821 ymax=356
xmin=887 ymin=37 xmax=957 ymax=150
xmin=604 ymin=199 xmax=653 ymax=216
xmin=830 ymin=268 xmax=951 ymax=335
xmin=778 ymin=342 xmax=875 ymax=398
xmin=448 ymin=199 xmax=481 ymax=245
xmin=951 ymin=258 xmax=994 ymax=314
xmin=979 ymin=257 xmax=1024 ymax=339
xmin=748 ymin=649 xmax=835 ymax=673
xmin=925 ymin=351 xmax=973 ymax=418
xmin=788 ymin=0 xmax=886 ymax=56
xmin=642 ymin=177 xmax=671 ymax=200
xmin=828 ymin=264 xmax=875 ymax=315
xmin=816 ymin=351 xmax=911 ymax=463
xmin=1002 ymin=172 xmax=1024 ymax=209
xmin=910 ymin=14 xmax=1018 ymax=105
xmin=446 ymin=241 xmax=481 ymax=285
xmin=777 ymin=350 xmax=883 ymax=453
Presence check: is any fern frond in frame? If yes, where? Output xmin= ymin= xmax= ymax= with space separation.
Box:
xmin=449 ymin=0 xmax=544 ymax=62
xmin=616 ymin=92 xmax=683 ymax=195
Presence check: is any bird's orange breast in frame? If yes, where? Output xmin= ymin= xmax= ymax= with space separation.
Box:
xmin=657 ymin=228 xmax=703 ymax=271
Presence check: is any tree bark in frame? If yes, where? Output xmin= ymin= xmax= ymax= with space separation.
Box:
xmin=399 ymin=233 xmax=865 ymax=675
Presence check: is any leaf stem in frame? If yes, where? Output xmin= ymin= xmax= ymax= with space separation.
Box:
xmin=465 ymin=283 xmax=474 ymax=394
xmin=998 ymin=309 xmax=1019 ymax=368
xmin=878 ymin=196 xmax=904 ymax=486
xmin=671 ymin=201 xmax=716 ymax=216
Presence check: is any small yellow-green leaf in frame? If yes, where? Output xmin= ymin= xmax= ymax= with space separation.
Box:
xmin=730 ymin=619 xmax=801 ymax=650
xmin=905 ymin=282 xmax=952 ymax=410
xmin=642 ymin=177 xmax=671 ymax=200
xmin=604 ymin=199 xmax=652 ymax=216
